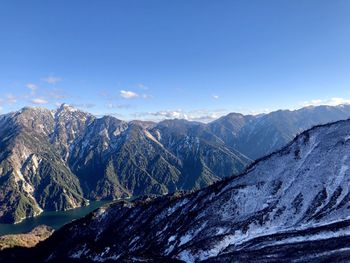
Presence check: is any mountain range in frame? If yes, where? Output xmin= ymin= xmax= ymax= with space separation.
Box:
xmin=1 ymin=103 xmax=350 ymax=223
xmin=4 ymin=113 xmax=350 ymax=262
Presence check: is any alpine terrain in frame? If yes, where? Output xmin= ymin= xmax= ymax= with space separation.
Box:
xmin=1 ymin=103 xmax=350 ymax=224
xmin=3 ymin=118 xmax=350 ymax=262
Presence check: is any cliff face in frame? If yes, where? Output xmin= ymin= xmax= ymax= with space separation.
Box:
xmin=0 ymin=107 xmax=87 ymax=223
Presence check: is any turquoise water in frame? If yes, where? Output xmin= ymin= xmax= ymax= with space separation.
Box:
xmin=0 ymin=200 xmax=111 ymax=236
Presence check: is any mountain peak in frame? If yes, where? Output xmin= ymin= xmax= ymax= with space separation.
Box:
xmin=57 ymin=103 xmax=78 ymax=113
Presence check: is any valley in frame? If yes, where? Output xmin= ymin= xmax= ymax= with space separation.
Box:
xmin=1 ymin=2 xmax=347 ymax=261
xmin=3 ymin=117 xmax=350 ymax=261
xmin=0 ymin=200 xmax=110 ymax=236
xmin=1 ymin=103 xmax=350 ymax=224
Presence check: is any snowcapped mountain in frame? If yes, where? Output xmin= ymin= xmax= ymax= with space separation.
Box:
xmin=11 ymin=118 xmax=350 ymax=262
xmin=1 ymin=103 xmax=350 ymax=224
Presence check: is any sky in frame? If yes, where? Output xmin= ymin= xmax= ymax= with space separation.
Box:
xmin=1 ymin=0 xmax=350 ymax=122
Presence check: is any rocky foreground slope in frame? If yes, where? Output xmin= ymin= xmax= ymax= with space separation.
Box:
xmin=4 ymin=118 xmax=350 ymax=262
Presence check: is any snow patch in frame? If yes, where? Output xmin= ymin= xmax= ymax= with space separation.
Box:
xmin=177 ymin=250 xmax=195 ymax=263
xmin=197 ymin=234 xmax=236 ymax=261
xmin=167 ymin=198 xmax=188 ymax=215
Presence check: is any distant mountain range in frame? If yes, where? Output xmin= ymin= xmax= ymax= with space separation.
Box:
xmin=4 ymin=115 xmax=350 ymax=262
xmin=1 ymin=103 xmax=350 ymax=223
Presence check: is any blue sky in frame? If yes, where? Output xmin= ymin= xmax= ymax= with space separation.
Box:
xmin=1 ymin=0 xmax=350 ymax=122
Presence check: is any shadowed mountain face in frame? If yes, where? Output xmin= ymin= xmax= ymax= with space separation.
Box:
xmin=209 ymin=105 xmax=350 ymax=159
xmin=9 ymin=118 xmax=350 ymax=263
xmin=1 ymin=104 xmax=350 ymax=223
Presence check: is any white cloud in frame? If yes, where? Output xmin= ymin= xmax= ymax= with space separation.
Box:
xmin=96 ymin=112 xmax=125 ymax=119
xmin=300 ymin=97 xmax=350 ymax=107
xmin=212 ymin=95 xmax=219 ymax=99
xmin=133 ymin=109 xmax=229 ymax=123
xmin=73 ymin=103 xmax=96 ymax=109
xmin=6 ymin=94 xmax=17 ymax=104
xmin=142 ymin=94 xmax=153 ymax=99
xmin=232 ymin=107 xmax=271 ymax=115
xmin=186 ymin=109 xmax=229 ymax=122
xmin=26 ymin=83 xmax=38 ymax=92
xmin=42 ymin=76 xmax=62 ymax=84
xmin=153 ymin=110 xmax=188 ymax=119
xmin=47 ymin=88 xmax=66 ymax=99
xmin=31 ymin=98 xmax=48 ymax=105
xmin=137 ymin=83 xmax=149 ymax=90
xmin=108 ymin=103 xmax=133 ymax=109
xmin=120 ymin=90 xmax=139 ymax=99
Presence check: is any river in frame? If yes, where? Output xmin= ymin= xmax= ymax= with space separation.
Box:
xmin=0 ymin=200 xmax=111 ymax=236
